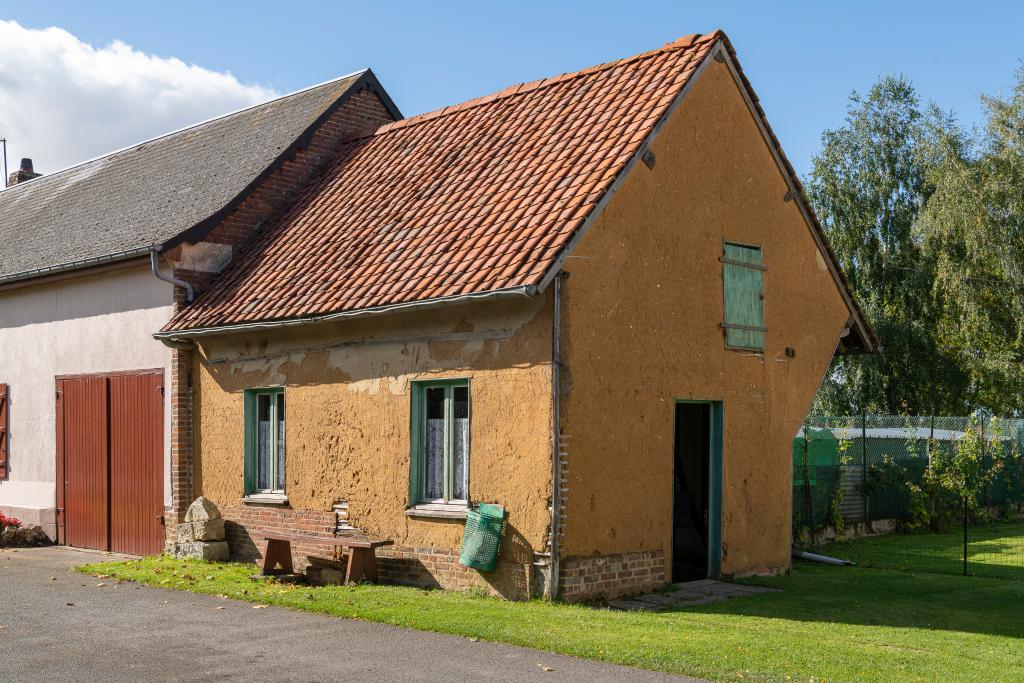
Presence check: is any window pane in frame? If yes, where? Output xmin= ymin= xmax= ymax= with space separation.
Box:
xmin=452 ymin=386 xmax=469 ymax=500
xmin=424 ymin=387 xmax=445 ymax=500
xmin=256 ymin=394 xmax=271 ymax=491
xmin=275 ymin=393 xmax=286 ymax=491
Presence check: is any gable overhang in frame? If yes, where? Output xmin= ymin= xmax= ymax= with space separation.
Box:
xmin=713 ymin=39 xmax=877 ymax=353
xmin=159 ymin=34 xmax=876 ymax=354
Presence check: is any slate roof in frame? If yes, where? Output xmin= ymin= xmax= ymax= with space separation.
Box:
xmin=163 ymin=31 xmax=874 ymax=351
xmin=0 ymin=71 xmax=379 ymax=284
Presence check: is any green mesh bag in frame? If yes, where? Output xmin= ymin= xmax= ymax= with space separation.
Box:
xmin=459 ymin=503 xmax=506 ymax=571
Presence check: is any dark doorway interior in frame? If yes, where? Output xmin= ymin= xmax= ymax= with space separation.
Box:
xmin=672 ymin=402 xmax=711 ymax=582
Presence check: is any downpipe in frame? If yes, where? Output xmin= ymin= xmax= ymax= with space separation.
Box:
xmin=545 ymin=272 xmax=565 ymax=600
xmin=149 ymin=246 xmax=194 ymax=303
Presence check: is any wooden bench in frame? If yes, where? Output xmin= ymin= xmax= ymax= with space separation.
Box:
xmin=260 ymin=532 xmax=394 ymax=584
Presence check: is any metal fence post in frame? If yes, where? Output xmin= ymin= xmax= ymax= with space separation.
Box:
xmin=963 ymin=494 xmax=969 ymax=577
xmin=802 ymin=423 xmax=812 ymax=531
xmin=861 ymin=412 xmax=868 ymax=527
xmin=981 ymin=416 xmax=988 ymax=508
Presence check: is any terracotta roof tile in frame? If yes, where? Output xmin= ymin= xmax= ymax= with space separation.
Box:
xmin=165 ymin=31 xmax=725 ymax=332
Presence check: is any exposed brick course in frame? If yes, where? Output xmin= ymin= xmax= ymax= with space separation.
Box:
xmin=218 ymin=504 xmax=535 ymax=599
xmin=560 ymin=550 xmax=666 ymax=602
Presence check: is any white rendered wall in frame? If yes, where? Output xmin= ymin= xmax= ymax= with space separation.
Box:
xmin=0 ymin=264 xmax=174 ymax=535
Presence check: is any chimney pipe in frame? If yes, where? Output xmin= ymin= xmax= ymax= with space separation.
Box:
xmin=8 ymin=157 xmax=41 ymax=186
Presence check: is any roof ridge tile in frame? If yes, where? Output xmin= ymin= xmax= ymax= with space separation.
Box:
xmin=359 ymin=30 xmax=724 ymax=142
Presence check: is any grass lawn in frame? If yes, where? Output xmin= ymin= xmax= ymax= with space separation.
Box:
xmin=78 ymin=556 xmax=1024 ymax=682
xmin=814 ymin=521 xmax=1024 ymax=580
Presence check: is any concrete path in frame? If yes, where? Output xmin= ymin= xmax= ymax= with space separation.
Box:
xmin=0 ymin=547 xmax=703 ymax=682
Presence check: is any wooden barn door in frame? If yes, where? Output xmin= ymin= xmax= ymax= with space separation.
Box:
xmin=109 ymin=373 xmax=165 ymax=555
xmin=58 ymin=377 xmax=109 ymax=551
xmin=57 ymin=371 xmax=164 ymax=554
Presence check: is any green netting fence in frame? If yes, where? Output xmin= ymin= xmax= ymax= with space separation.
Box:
xmin=793 ymin=414 xmax=1024 ymax=579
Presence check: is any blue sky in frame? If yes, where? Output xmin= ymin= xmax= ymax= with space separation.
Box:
xmin=3 ymin=1 xmax=1023 ymax=176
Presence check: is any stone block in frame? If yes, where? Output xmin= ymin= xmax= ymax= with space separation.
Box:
xmin=176 ymin=518 xmax=225 ymax=542
xmin=174 ymin=541 xmax=229 ymax=562
xmin=184 ymin=496 xmax=222 ymax=523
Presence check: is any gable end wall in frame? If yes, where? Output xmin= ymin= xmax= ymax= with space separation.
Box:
xmin=557 ymin=59 xmax=850 ymax=597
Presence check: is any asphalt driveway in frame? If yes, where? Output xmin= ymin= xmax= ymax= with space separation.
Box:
xmin=0 ymin=547 xmax=700 ymax=682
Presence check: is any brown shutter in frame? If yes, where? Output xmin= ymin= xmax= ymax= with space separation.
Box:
xmin=0 ymin=383 xmax=8 ymax=479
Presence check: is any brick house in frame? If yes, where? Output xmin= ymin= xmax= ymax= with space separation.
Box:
xmin=0 ymin=70 xmax=399 ymax=551
xmin=156 ymin=31 xmax=874 ymax=601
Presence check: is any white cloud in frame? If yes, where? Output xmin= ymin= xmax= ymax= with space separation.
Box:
xmin=0 ymin=20 xmax=278 ymax=181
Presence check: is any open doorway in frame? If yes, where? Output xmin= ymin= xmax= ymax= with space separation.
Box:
xmin=672 ymin=401 xmax=722 ymax=582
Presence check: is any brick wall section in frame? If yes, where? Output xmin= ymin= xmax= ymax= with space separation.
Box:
xmin=217 ymin=504 xmax=536 ymax=599
xmin=560 ymin=550 xmax=666 ymax=602
xmin=186 ymin=89 xmax=393 ymax=266
xmin=377 ymin=546 xmax=534 ymax=600
xmin=168 ymin=88 xmax=394 ymax=295
xmin=220 ymin=504 xmax=338 ymax=567
xmin=165 ymin=289 xmax=195 ymax=539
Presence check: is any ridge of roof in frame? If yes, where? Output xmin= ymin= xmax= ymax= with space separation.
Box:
xmin=0 ymin=70 xmax=369 ymax=197
xmin=363 ymin=31 xmax=722 ymax=140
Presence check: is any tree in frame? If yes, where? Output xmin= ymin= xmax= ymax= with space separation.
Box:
xmin=918 ymin=66 xmax=1024 ymax=415
xmin=807 ymin=76 xmax=969 ymax=414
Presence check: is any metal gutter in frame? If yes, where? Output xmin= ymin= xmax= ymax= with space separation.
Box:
xmin=0 ymin=247 xmax=152 ymax=286
xmin=154 ymin=285 xmax=538 ymax=344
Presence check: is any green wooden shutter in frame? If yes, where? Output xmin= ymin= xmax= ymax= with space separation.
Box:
xmin=408 ymin=383 xmax=423 ymax=505
xmin=723 ymin=243 xmax=765 ymax=350
xmin=243 ymin=390 xmax=256 ymax=494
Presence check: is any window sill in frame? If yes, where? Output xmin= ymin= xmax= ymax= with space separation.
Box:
xmin=242 ymin=493 xmax=289 ymax=506
xmin=405 ymin=503 xmax=469 ymax=520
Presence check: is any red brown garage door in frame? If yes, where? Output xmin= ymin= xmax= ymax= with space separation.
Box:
xmin=56 ymin=371 xmax=165 ymax=555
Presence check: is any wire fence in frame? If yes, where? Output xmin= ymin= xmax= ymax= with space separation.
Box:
xmin=793 ymin=414 xmax=1024 ymax=579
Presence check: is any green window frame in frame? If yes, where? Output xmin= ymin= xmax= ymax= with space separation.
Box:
xmin=409 ymin=379 xmax=470 ymax=505
xmin=244 ymin=387 xmax=286 ymax=495
xmin=722 ymin=242 xmax=766 ymax=351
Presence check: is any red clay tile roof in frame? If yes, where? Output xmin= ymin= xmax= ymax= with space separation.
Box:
xmin=163 ymin=31 xmax=723 ymax=333
xmin=161 ymin=30 xmax=874 ymax=352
